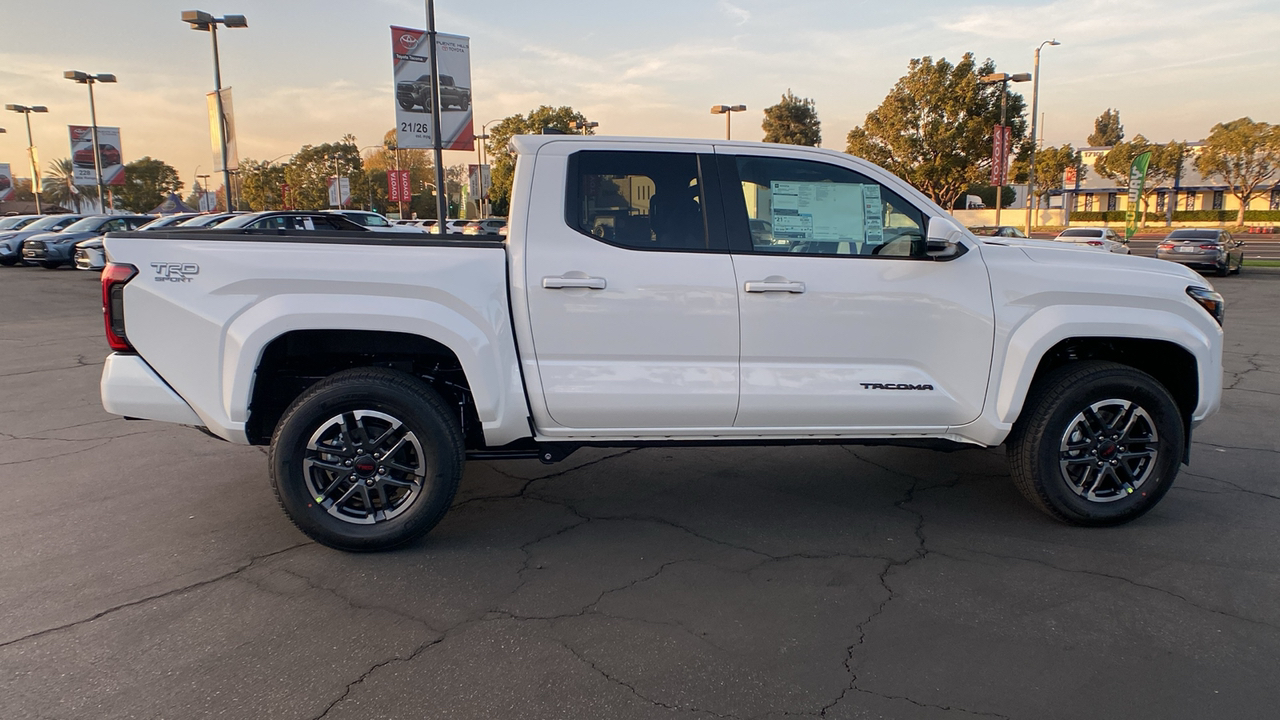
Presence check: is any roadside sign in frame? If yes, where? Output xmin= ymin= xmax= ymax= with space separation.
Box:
xmin=1124 ymin=151 xmax=1153 ymax=241
xmin=391 ymin=26 xmax=474 ymax=151
xmin=1063 ymin=165 xmax=1078 ymax=187
xmin=68 ymin=125 xmax=125 ymax=186
xmin=327 ymin=177 xmax=351 ymax=207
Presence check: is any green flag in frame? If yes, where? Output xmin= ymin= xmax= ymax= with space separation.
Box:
xmin=1124 ymin=151 xmax=1153 ymax=241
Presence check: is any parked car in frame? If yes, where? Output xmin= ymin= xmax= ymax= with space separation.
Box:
xmin=322 ymin=210 xmax=425 ymax=233
xmin=210 ymin=211 xmax=369 ymax=232
xmin=969 ymin=225 xmax=1028 ymax=239
xmin=1156 ymin=229 xmax=1244 ymax=277
xmin=396 ymin=73 xmax=471 ymax=112
xmin=0 ymin=215 xmax=85 ymax=266
xmin=101 ymin=134 xmax=1224 ymax=551
xmin=72 ymin=143 xmax=122 ymax=168
xmin=0 ymin=215 xmax=42 ymax=233
xmin=173 ymin=212 xmax=243 ymax=229
xmin=461 ymin=218 xmax=507 ymax=235
xmin=23 ymin=215 xmax=152 ymax=268
xmin=1052 ymin=227 xmax=1130 ymax=254
xmin=136 ymin=213 xmax=202 ymax=231
xmin=422 ymin=219 xmax=470 ymax=233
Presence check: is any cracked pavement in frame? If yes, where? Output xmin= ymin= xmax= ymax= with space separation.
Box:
xmin=1 ymin=268 xmax=1278 ymax=720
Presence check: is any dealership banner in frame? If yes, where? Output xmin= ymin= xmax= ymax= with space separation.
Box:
xmin=1124 ymin=151 xmax=1152 ymax=241
xmin=327 ymin=176 xmax=351 ymax=207
xmin=387 ymin=169 xmax=411 ymax=202
xmin=989 ymin=124 xmax=1011 ymax=186
xmin=0 ymin=163 xmax=13 ymax=202
xmin=207 ymin=87 xmax=240 ymax=173
xmin=391 ymin=26 xmax=474 ymax=151
xmin=468 ymin=164 xmax=490 ymax=200
xmin=68 ymin=125 xmax=125 ymax=186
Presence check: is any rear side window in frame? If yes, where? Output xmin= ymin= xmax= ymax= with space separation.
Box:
xmin=568 ymin=150 xmax=713 ymax=251
xmin=1059 ymin=229 xmax=1103 ymax=238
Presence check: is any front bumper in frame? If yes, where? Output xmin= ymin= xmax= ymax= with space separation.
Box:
xmin=100 ymin=353 xmax=203 ymax=425
xmin=75 ymin=247 xmax=105 ymax=270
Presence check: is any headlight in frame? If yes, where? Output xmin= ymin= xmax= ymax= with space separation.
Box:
xmin=1186 ymin=286 xmax=1225 ymax=325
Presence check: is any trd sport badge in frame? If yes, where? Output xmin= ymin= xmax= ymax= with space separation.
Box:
xmin=151 ymin=262 xmax=200 ymax=282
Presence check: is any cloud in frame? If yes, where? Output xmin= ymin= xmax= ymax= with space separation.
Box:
xmin=718 ymin=1 xmax=751 ymax=25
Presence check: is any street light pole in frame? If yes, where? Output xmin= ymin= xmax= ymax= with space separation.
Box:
xmin=5 ymin=104 xmax=49 ymax=214
xmin=1025 ymin=39 xmax=1060 ymax=236
xmin=425 ymin=0 xmax=448 ymax=232
xmin=474 ymin=133 xmax=488 ymax=217
xmin=182 ymin=11 xmax=248 ymax=212
xmin=64 ymin=71 xmax=116 ymax=213
xmin=710 ymin=104 xmax=746 ymax=140
xmin=978 ymin=72 xmax=1030 ymax=227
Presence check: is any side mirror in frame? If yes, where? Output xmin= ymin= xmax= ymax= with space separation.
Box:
xmin=926 ymin=238 xmax=961 ymax=259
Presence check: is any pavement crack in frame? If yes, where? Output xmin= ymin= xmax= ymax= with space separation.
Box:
xmin=558 ymin=637 xmax=740 ymax=719
xmin=848 ymin=687 xmax=1011 ymax=719
xmin=0 ymin=542 xmax=312 ymax=649
xmin=1193 ymin=440 xmax=1278 ymax=454
xmin=453 ymin=449 xmax=640 ymax=508
xmin=1181 ymin=471 xmax=1280 ymax=501
xmin=949 ymin=547 xmax=1280 ymax=630
xmin=312 ymin=635 xmax=447 ymax=720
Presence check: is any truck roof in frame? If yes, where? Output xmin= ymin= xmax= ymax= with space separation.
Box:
xmin=508 ymin=134 xmax=858 ymax=164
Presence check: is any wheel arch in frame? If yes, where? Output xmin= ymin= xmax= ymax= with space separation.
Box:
xmin=246 ymin=329 xmax=480 ymax=447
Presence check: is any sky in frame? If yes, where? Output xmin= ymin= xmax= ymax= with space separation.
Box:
xmin=2 ymin=0 xmax=1278 ymax=192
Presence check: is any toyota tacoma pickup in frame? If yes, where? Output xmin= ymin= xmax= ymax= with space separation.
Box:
xmin=98 ymin=136 xmax=1225 ymax=551
xmin=396 ymin=73 xmax=470 ymax=112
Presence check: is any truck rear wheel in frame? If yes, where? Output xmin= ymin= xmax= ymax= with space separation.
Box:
xmin=269 ymin=367 xmax=464 ymax=551
xmin=1007 ymin=361 xmax=1184 ymax=526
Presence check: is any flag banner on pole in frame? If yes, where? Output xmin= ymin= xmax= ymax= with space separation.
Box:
xmin=0 ymin=163 xmax=14 ymax=201
xmin=989 ymin=125 xmax=1011 ymax=186
xmin=206 ymin=88 xmax=239 ymax=172
xmin=1124 ymin=151 xmax=1153 ymax=241
xmin=391 ymin=26 xmax=474 ymax=151
xmin=68 ymin=125 xmax=126 ymax=186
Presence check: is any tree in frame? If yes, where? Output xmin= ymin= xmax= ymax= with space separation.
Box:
xmin=238 ymin=159 xmax=289 ymax=211
xmin=284 ymin=135 xmax=365 ymax=210
xmin=1093 ymin=135 xmax=1187 ymax=222
xmin=114 ymin=157 xmax=183 ymax=213
xmin=1195 ymin=117 xmax=1280 ymax=224
xmin=762 ymin=90 xmax=821 ymax=146
xmin=42 ymin=158 xmax=82 ymax=213
xmin=485 ymin=106 xmax=592 ymax=216
xmin=1087 ymin=109 xmax=1124 ymax=147
xmin=845 ymin=53 xmax=1027 ymax=209
xmin=1011 ymin=143 xmax=1087 ymax=203
xmin=364 ymin=129 xmax=437 ymax=217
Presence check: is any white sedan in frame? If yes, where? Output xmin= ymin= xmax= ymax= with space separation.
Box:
xmin=1053 ymin=227 xmax=1131 ymax=254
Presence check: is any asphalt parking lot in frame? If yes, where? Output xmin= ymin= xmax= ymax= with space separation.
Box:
xmin=2 ymin=264 xmax=1277 ymax=720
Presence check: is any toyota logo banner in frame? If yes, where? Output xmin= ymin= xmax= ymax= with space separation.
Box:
xmin=0 ymin=163 xmax=13 ymax=202
xmin=391 ymin=25 xmax=474 ymax=152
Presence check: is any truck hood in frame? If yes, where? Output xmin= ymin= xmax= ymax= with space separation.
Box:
xmin=996 ymin=238 xmax=1209 ymax=287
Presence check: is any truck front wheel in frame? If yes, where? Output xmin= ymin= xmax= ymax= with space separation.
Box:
xmin=1007 ymin=361 xmax=1184 ymax=526
xmin=269 ymin=367 xmax=464 ymax=551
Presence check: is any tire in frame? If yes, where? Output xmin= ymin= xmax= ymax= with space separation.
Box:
xmin=1215 ymin=262 xmax=1229 ymax=277
xmin=269 ymin=367 xmax=465 ymax=551
xmin=1007 ymin=361 xmax=1184 ymax=526
xmin=39 ymin=261 xmax=61 ymax=269
xmin=0 ymin=258 xmax=16 ymax=267
xmin=398 ymin=99 xmax=414 ymax=110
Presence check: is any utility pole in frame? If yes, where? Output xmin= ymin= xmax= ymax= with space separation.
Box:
xmin=426 ymin=0 xmax=448 ymax=230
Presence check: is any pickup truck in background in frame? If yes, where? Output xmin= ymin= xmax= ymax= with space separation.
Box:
xmin=99 ymin=135 xmax=1225 ymax=551
xmin=395 ymin=73 xmax=470 ymax=112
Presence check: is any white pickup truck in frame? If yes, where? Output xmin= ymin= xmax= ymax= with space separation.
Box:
xmin=99 ymin=135 xmax=1225 ymax=551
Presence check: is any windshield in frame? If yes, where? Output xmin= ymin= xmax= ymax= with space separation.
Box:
xmin=346 ymin=213 xmax=391 ymax=227
xmin=178 ymin=214 xmax=233 ymax=227
xmin=0 ymin=216 xmax=37 ymax=231
xmin=215 ymin=213 xmax=272 ymax=229
xmin=138 ymin=215 xmax=196 ymax=230
xmin=1167 ymin=230 xmax=1220 ymax=241
xmin=1058 ymin=229 xmax=1104 ymax=238
xmin=23 ymin=215 xmax=82 ymax=232
xmin=61 ymin=217 xmax=112 ymax=233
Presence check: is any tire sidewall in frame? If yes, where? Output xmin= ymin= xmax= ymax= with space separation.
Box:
xmin=271 ymin=373 xmax=461 ymax=551
xmin=1031 ymin=371 xmax=1184 ymax=525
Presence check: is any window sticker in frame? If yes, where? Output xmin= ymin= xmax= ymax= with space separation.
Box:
xmin=862 ymin=184 xmax=883 ymax=245
xmin=770 ymin=181 xmax=868 ymax=243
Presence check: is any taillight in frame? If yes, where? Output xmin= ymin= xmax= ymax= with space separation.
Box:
xmin=102 ymin=262 xmax=137 ymax=352
xmin=1199 ymin=244 xmax=1218 ymax=250
xmin=1085 ymin=240 xmax=1104 ymax=246
xmin=1158 ymin=244 xmax=1174 ymax=250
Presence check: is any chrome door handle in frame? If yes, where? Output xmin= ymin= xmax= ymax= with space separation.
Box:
xmin=543 ymin=275 xmax=607 ymax=290
xmin=744 ymin=279 xmax=806 ymax=293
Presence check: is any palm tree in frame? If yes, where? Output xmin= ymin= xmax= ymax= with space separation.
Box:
xmin=43 ymin=158 xmax=81 ymax=213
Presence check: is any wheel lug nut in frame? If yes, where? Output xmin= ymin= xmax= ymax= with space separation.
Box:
xmin=373 ymin=452 xmax=381 ymax=459
xmin=344 ymin=460 xmax=352 ymax=466
xmin=365 ymin=479 xmax=375 ymax=486
xmin=378 ymin=466 xmax=386 ymax=474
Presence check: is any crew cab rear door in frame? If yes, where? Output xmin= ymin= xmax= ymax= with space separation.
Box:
xmin=718 ymin=148 xmax=995 ymax=430
xmin=521 ymin=141 xmax=739 ymax=430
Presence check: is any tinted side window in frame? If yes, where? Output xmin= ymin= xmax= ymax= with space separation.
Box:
xmin=728 ymin=156 xmax=926 ymax=257
xmin=569 ymin=151 xmax=711 ymax=251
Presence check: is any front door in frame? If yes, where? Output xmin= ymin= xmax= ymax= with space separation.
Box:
xmin=720 ymin=151 xmax=995 ymax=431
xmin=523 ymin=142 xmax=739 ymax=430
